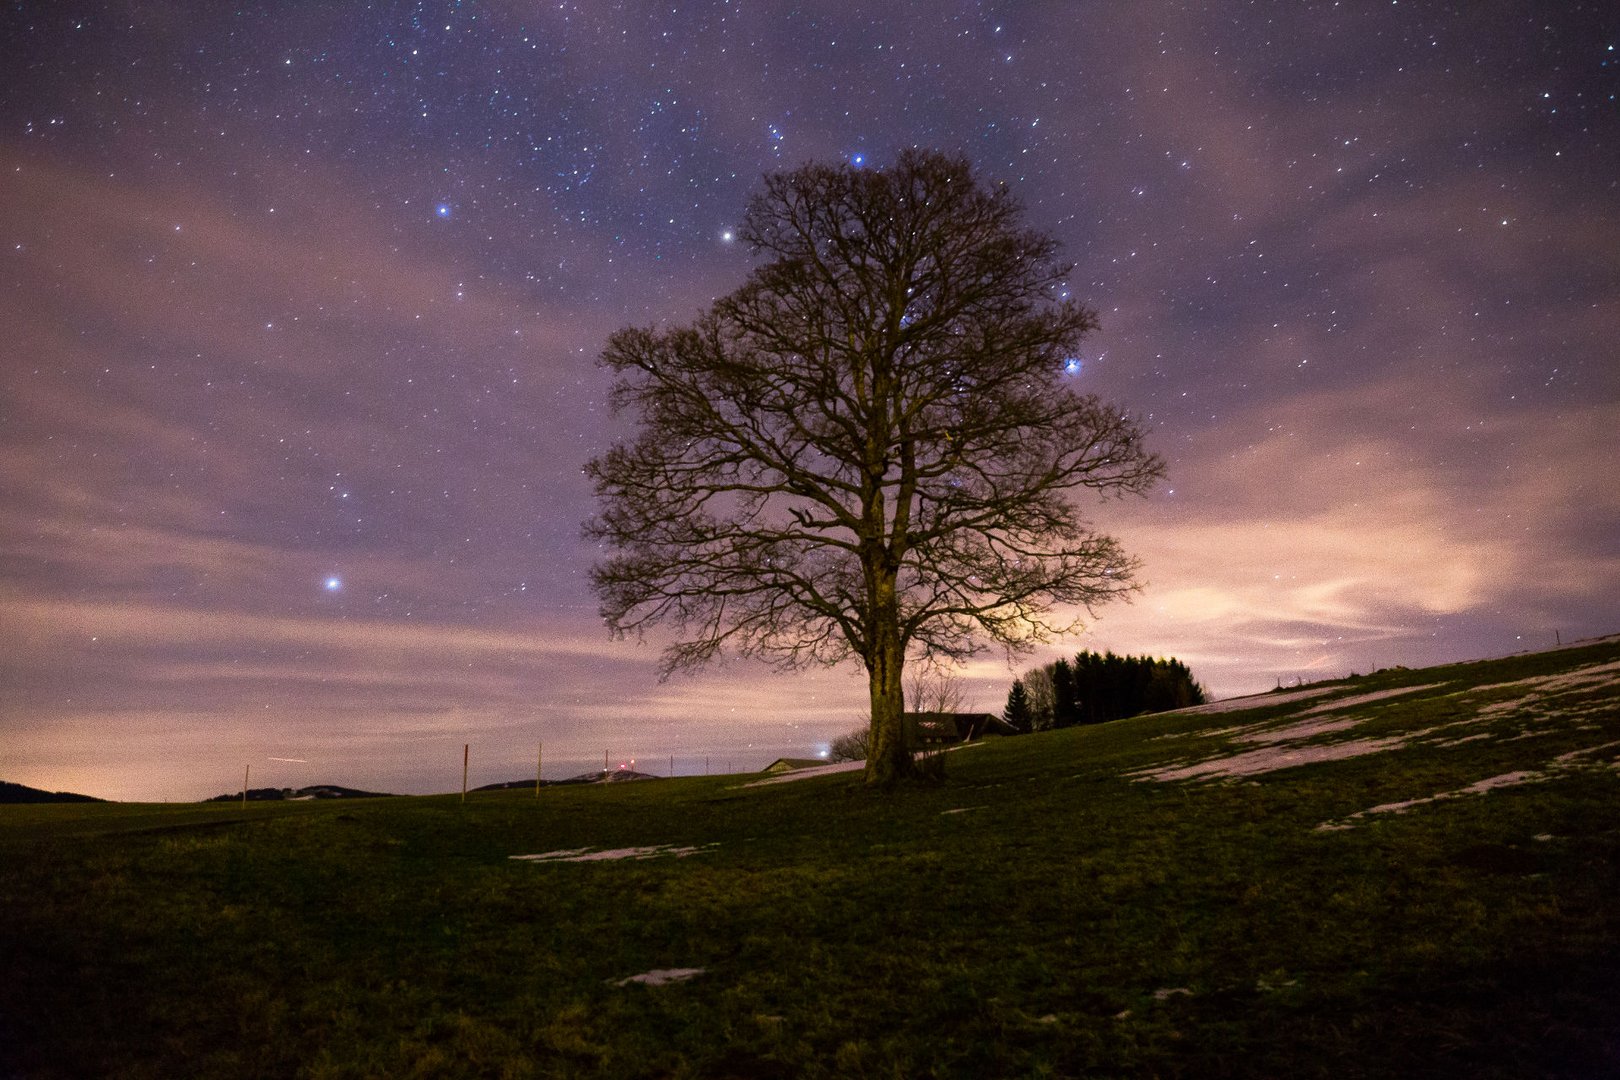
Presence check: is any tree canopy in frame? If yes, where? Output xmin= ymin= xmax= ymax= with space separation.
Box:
xmin=1006 ymin=650 xmax=1206 ymax=729
xmin=585 ymin=150 xmax=1163 ymax=785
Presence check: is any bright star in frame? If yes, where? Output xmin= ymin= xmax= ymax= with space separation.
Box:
xmin=1063 ymin=357 xmax=1083 ymax=376
xmin=721 ymin=230 xmax=734 ymax=242
xmin=324 ymin=576 xmax=342 ymax=592
xmin=434 ymin=203 xmax=452 ymax=219
xmin=851 ymin=153 xmax=865 ymax=167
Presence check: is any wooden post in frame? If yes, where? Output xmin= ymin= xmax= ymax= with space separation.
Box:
xmin=461 ymin=743 xmax=469 ymax=803
xmin=536 ymin=741 xmax=543 ymax=798
xmin=242 ymin=763 xmax=249 ymax=810
xmin=705 ymin=756 xmax=709 ymax=776
xmin=669 ymin=754 xmax=674 ymax=778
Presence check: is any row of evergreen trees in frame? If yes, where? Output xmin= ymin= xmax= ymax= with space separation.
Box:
xmin=1003 ymin=650 xmax=1205 ymax=731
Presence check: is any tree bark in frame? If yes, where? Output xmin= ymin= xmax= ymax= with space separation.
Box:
xmin=863 ymin=572 xmax=914 ymax=786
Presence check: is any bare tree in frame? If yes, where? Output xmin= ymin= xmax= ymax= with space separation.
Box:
xmin=585 ymin=150 xmax=1163 ymax=786
xmin=1020 ymin=665 xmax=1058 ymax=732
xmin=827 ymin=724 xmax=871 ymax=763
xmin=905 ymin=663 xmax=965 ymax=717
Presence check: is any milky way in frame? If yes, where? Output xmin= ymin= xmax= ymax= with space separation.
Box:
xmin=3 ymin=3 xmax=1616 ymax=800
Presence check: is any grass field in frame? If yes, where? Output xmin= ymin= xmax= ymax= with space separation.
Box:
xmin=3 ymin=637 xmax=1619 ymax=1078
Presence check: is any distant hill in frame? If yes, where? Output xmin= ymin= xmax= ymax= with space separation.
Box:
xmin=203 ymin=785 xmax=395 ymax=803
xmin=479 ymin=770 xmax=663 ymax=789
xmin=0 ymin=780 xmax=105 ymax=804
xmin=561 ymin=769 xmax=663 ymax=785
xmin=473 ymin=779 xmax=551 ymax=791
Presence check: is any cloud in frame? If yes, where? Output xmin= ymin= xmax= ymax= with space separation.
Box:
xmin=1059 ymin=382 xmax=1620 ymax=695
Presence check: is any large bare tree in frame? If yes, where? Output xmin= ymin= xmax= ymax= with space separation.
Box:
xmin=585 ymin=150 xmax=1163 ymax=785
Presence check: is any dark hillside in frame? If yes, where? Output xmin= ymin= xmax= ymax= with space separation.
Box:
xmin=203 ymin=785 xmax=394 ymax=802
xmin=0 ymin=780 xmax=104 ymax=804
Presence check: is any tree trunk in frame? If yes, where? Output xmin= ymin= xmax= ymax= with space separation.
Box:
xmin=863 ymin=579 xmax=913 ymax=786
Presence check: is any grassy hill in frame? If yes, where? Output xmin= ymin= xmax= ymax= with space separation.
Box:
xmin=202 ymin=785 xmax=397 ymax=802
xmin=0 ymin=779 xmax=103 ymax=804
xmin=2 ymin=636 xmax=1617 ymax=1078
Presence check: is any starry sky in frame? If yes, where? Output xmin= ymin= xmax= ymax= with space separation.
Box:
xmin=3 ymin=2 xmax=1617 ymax=801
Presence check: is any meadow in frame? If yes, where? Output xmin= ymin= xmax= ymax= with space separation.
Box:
xmin=2 ymin=636 xmax=1618 ymax=1078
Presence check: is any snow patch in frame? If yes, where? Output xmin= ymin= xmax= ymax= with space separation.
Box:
xmin=1471 ymin=660 xmax=1620 ymax=721
xmin=743 ymin=760 xmax=866 ymax=786
xmin=1163 ymin=686 xmax=1337 ymax=716
xmin=1234 ymin=717 xmax=1361 ymax=745
xmin=1316 ymin=739 xmax=1620 ymax=831
xmin=1430 ymin=733 xmax=1493 ymax=748
xmin=511 ymin=843 xmax=716 ymax=863
xmin=1161 ymin=684 xmax=1442 ymax=749
xmin=1314 ymin=771 xmax=1546 ymax=831
xmin=1295 ymin=683 xmax=1445 ymax=717
xmin=1136 ymin=736 xmax=1409 ymax=782
xmin=614 ymin=967 xmax=705 ymax=987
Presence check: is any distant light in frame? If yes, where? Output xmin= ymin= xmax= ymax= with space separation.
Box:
xmin=1063 ymin=357 xmax=1083 ymax=376
xmin=324 ymin=577 xmax=342 ymax=591
xmin=721 ymin=230 xmax=734 ymax=242
xmin=851 ymin=153 xmax=865 ymax=167
xmin=434 ymin=203 xmax=452 ymax=219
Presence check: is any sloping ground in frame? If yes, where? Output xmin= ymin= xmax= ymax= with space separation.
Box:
xmin=1129 ymin=650 xmax=1620 ymax=811
xmin=0 ymin=779 xmax=103 ymax=803
xmin=1 ymin=635 xmax=1617 ymax=1078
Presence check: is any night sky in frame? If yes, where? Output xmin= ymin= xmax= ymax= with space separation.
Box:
xmin=3 ymin=2 xmax=1616 ymax=801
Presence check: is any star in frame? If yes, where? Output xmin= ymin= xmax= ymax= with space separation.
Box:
xmin=434 ymin=203 xmax=452 ymax=219
xmin=1063 ymin=357 xmax=1083 ymax=376
xmin=324 ymin=576 xmax=342 ymax=592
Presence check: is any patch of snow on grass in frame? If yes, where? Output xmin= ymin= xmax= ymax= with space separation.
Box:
xmin=1471 ymin=660 xmax=1620 ymax=721
xmin=1315 ymin=772 xmax=1546 ymax=831
xmin=1234 ymin=717 xmax=1362 ymax=745
xmin=1163 ymin=686 xmax=1337 ymax=716
xmin=1295 ymin=683 xmax=1445 ymax=716
xmin=1137 ymin=736 xmax=1408 ymax=782
xmin=1317 ymin=740 xmax=1620 ymax=831
xmin=742 ymin=760 xmax=866 ymax=786
xmin=1553 ymin=739 xmax=1620 ymax=765
xmin=1464 ymin=770 xmax=1542 ymax=792
xmin=1160 ymin=684 xmax=1443 ymax=748
xmin=1430 ymin=733 xmax=1493 ymax=748
xmin=614 ymin=967 xmax=705 ymax=987
xmin=511 ymin=843 xmax=716 ymax=863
